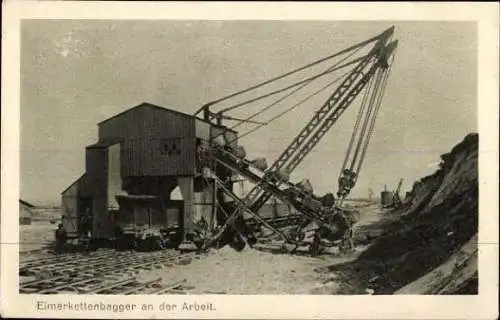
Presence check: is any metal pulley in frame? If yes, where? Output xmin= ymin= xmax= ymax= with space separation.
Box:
xmin=337 ymin=168 xmax=357 ymax=199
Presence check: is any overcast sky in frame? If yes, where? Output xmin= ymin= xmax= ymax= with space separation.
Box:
xmin=20 ymin=20 xmax=477 ymax=205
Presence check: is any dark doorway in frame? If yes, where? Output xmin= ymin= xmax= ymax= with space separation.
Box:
xmin=78 ymin=197 xmax=93 ymax=237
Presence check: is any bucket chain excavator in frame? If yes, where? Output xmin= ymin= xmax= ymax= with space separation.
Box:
xmin=194 ymin=26 xmax=398 ymax=254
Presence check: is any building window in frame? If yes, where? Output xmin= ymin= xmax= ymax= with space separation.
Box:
xmin=162 ymin=138 xmax=182 ymax=156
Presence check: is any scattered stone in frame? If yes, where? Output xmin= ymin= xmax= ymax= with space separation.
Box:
xmin=177 ymin=257 xmax=193 ymax=265
xmin=310 ymin=282 xmax=340 ymax=294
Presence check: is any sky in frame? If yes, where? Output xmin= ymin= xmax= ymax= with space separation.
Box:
xmin=20 ymin=20 xmax=477 ymax=206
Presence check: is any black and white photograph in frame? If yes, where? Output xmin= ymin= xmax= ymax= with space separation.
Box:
xmin=1 ymin=2 xmax=498 ymax=319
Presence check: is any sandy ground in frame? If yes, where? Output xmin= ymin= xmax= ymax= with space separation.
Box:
xmin=19 ymin=202 xmax=389 ymax=294
xmin=19 ymin=220 xmax=56 ymax=252
xmin=137 ymin=246 xmax=352 ymax=294
xmin=352 ymin=203 xmax=390 ymax=227
xmin=134 ymin=202 xmax=387 ymax=295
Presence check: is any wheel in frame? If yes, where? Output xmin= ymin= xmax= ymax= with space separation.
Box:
xmin=230 ymin=236 xmax=246 ymax=251
xmin=247 ymin=234 xmax=258 ymax=246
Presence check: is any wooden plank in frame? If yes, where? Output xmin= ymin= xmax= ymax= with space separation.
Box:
xmin=145 ymin=279 xmax=187 ymax=294
xmin=83 ymin=278 xmax=137 ymax=294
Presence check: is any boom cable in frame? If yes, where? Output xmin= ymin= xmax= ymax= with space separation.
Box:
xmin=348 ymin=67 xmax=385 ymax=172
xmin=235 ymin=65 xmax=359 ymax=141
xmin=218 ymin=55 xmax=367 ymax=115
xmin=341 ymin=69 xmax=376 ymax=172
xmin=193 ymin=31 xmax=389 ymax=116
xmin=355 ymin=53 xmax=396 ymax=174
xmin=229 ymin=46 xmax=366 ymax=129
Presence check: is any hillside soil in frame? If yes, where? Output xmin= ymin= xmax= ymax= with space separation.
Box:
xmin=321 ymin=133 xmax=479 ymax=294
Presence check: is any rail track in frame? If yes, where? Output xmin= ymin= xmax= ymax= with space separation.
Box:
xmin=18 ymin=213 xmax=306 ymax=294
xmin=20 ymin=249 xmax=195 ymax=294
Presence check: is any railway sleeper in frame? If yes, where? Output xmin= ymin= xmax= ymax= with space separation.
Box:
xmin=20 ymin=252 xmax=192 ymax=294
xmin=21 ymin=251 xmax=177 ymax=278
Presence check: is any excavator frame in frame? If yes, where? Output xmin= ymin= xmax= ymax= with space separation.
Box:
xmin=193 ymin=26 xmax=399 ymax=254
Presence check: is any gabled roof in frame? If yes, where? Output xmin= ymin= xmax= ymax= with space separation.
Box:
xmin=61 ymin=173 xmax=86 ymax=195
xmin=97 ymin=102 xmax=193 ymax=126
xmin=86 ymin=141 xmax=120 ymax=149
xmin=97 ymin=102 xmax=237 ymax=134
xmin=19 ymin=199 xmax=35 ymax=208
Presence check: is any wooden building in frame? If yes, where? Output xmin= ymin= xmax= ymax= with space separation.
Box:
xmin=61 ymin=102 xmax=238 ymax=244
xmin=61 ymin=174 xmax=91 ymax=237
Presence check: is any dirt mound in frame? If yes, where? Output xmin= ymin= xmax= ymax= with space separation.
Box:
xmin=395 ymin=234 xmax=478 ymax=294
xmin=330 ymin=133 xmax=478 ymax=294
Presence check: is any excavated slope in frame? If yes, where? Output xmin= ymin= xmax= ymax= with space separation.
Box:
xmin=332 ymin=133 xmax=479 ymax=294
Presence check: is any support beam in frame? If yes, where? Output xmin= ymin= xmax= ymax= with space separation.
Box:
xmin=177 ymin=177 xmax=197 ymax=251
